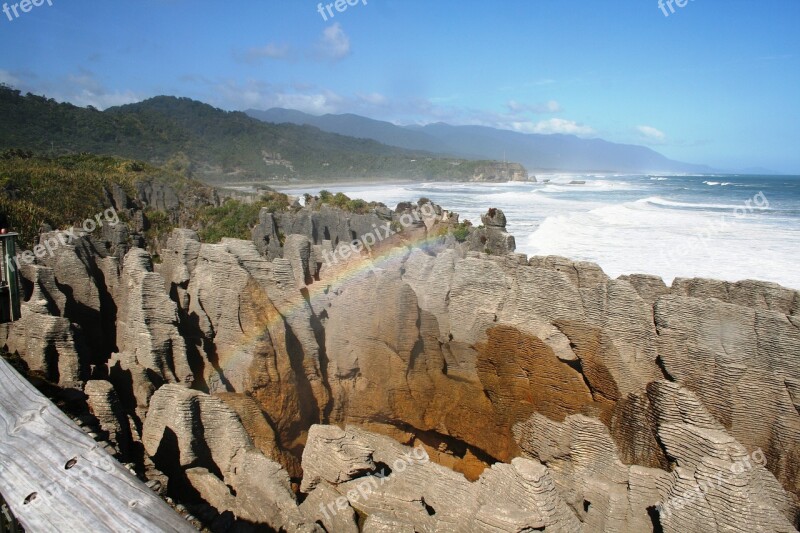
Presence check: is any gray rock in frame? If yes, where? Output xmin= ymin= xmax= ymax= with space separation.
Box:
xmin=142 ymin=385 xmax=319 ymax=531
xmin=6 ymin=303 xmax=84 ymax=387
xmin=84 ymin=379 xmax=132 ymax=458
xmin=136 ymin=180 xmax=180 ymax=212
xmin=116 ymin=248 xmax=192 ymax=386
xmin=480 ymin=207 xmax=507 ymax=228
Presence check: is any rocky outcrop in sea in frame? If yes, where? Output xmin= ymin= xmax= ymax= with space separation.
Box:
xmin=2 ymin=200 xmax=798 ymax=532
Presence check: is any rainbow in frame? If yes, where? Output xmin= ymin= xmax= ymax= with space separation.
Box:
xmin=212 ymin=226 xmax=454 ymax=384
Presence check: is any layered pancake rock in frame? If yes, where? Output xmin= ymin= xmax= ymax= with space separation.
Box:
xmin=3 ymin=202 xmax=799 ymax=532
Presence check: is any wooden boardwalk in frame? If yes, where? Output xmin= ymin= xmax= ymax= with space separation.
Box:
xmin=0 ymin=357 xmax=195 ymax=532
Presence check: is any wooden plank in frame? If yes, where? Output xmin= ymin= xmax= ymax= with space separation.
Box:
xmin=0 ymin=357 xmax=195 ymax=532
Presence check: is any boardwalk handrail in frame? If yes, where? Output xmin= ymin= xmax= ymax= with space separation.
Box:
xmin=0 ymin=233 xmax=21 ymax=323
xmin=0 ymin=357 xmax=195 ymax=532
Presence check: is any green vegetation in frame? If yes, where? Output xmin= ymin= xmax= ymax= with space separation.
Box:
xmin=0 ymin=152 xmax=197 ymax=248
xmin=313 ymin=190 xmax=379 ymax=214
xmin=1 ymin=147 xmax=433 ymax=261
xmin=0 ymin=85 xmax=518 ymax=184
xmin=196 ymin=192 xmax=291 ymax=243
xmin=452 ymin=220 xmax=472 ymax=242
xmin=0 ymin=150 xmax=300 ymax=251
xmin=143 ymin=209 xmax=174 ymax=250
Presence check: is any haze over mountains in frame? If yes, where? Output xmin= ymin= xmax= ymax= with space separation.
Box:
xmin=0 ymin=86 xmax=516 ymax=184
xmin=247 ymin=108 xmax=714 ymax=174
xmin=0 ymin=85 xmax=715 ymax=181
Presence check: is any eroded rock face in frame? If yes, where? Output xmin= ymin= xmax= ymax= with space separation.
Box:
xmin=156 ymin=228 xmax=201 ymax=309
xmin=117 ymin=248 xmax=192 ymax=386
xmin=216 ymin=392 xmax=302 ymax=479
xmin=6 ymin=264 xmax=84 ymax=386
xmin=183 ymin=237 xmax=324 ymax=452
xmin=141 ymin=384 xmax=319 ymax=531
xmin=513 ymin=381 xmax=797 ymax=532
xmin=654 ymin=294 xmax=800 ymax=494
xmin=5 ymin=305 xmax=84 ymax=386
xmin=4 ymin=201 xmax=799 ymax=532
xmin=84 ymin=379 xmax=132 ymax=458
xmin=35 ymin=230 xmax=120 ymax=359
xmin=467 ymin=208 xmax=516 ymax=255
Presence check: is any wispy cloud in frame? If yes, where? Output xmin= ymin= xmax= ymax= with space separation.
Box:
xmin=1 ymin=68 xmax=140 ymax=110
xmin=317 ymin=23 xmax=351 ymax=60
xmin=507 ymin=99 xmax=562 ymax=114
xmin=237 ymin=24 xmax=352 ymax=65
xmin=373 ymin=97 xmax=594 ymax=136
xmin=201 ymin=79 xmax=345 ymax=114
xmin=631 ymin=125 xmax=711 ymax=148
xmin=515 ymin=118 xmax=595 ymax=136
xmin=236 ymin=42 xmax=291 ymax=64
xmin=356 ymin=92 xmax=388 ymax=106
xmin=65 ymin=70 xmax=140 ymax=109
xmin=636 ymin=125 xmax=667 ymax=144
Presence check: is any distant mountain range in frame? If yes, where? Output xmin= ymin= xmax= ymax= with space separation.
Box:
xmin=0 ymin=84 xmax=717 ymax=182
xmin=247 ymin=108 xmax=714 ymax=174
xmin=0 ymin=86 xmax=517 ymax=184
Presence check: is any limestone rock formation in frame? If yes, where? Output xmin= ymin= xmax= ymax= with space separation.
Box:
xmin=3 ymin=200 xmax=799 ymax=532
xmin=301 ymin=424 xmax=582 ymax=532
xmin=5 ymin=306 xmax=83 ymax=386
xmin=156 ymin=228 xmax=201 ymax=309
xmin=116 ymin=248 xmax=193 ymax=386
xmin=216 ymin=392 xmax=301 ymax=479
xmin=84 ymin=379 xmax=133 ymax=458
xmin=654 ymin=293 xmax=800 ymax=494
xmin=467 ymin=208 xmax=516 ymax=255
xmin=183 ymin=237 xmax=322 ymax=453
xmin=513 ymin=380 xmax=797 ymax=533
xmin=141 ymin=384 xmax=319 ymax=531
xmin=6 ymin=264 xmax=84 ymax=386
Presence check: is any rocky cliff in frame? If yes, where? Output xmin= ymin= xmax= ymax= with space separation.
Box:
xmin=2 ymin=200 xmax=798 ymax=532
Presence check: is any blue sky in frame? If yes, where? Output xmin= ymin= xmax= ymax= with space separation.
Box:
xmin=1 ymin=0 xmax=798 ymax=172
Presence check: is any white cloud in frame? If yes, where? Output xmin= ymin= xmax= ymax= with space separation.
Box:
xmin=356 ymin=92 xmax=388 ymax=106
xmin=512 ymin=118 xmax=595 ymax=136
xmin=318 ymin=23 xmax=351 ymax=60
xmin=1 ymin=68 xmax=140 ymax=110
xmin=240 ymin=43 xmax=290 ymax=63
xmin=272 ymin=92 xmax=342 ymax=114
xmin=636 ymin=125 xmax=667 ymax=143
xmin=65 ymin=71 xmax=140 ymax=109
xmin=507 ymin=99 xmax=562 ymax=114
xmin=71 ymin=89 xmax=140 ymax=109
xmin=208 ymin=79 xmax=344 ymax=114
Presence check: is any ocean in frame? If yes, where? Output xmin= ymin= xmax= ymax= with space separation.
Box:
xmin=283 ymin=174 xmax=800 ymax=290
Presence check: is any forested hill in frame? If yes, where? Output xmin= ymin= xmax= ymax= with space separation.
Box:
xmin=0 ymin=86 xmax=520 ymax=184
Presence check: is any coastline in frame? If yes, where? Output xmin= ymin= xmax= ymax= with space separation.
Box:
xmin=263 ymin=175 xmax=800 ymax=290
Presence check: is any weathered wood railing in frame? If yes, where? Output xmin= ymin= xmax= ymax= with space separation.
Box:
xmin=0 ymin=357 xmax=195 ymax=532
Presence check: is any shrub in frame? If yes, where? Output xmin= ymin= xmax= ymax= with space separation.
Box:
xmin=315 ymin=190 xmax=375 ymax=214
xmin=260 ymin=192 xmax=290 ymax=213
xmin=197 ymin=192 xmax=290 ymax=243
xmin=347 ymin=198 xmax=369 ymax=214
xmin=332 ymin=192 xmax=349 ymax=209
xmin=452 ymin=221 xmax=471 ymax=242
